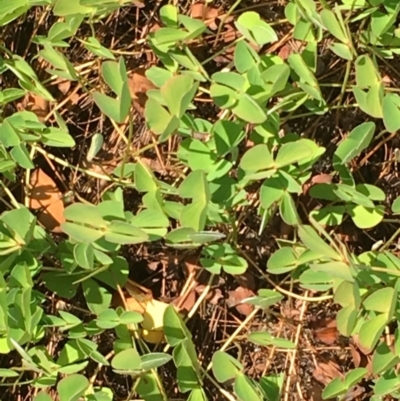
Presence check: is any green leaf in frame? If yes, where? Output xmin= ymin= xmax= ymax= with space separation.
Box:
xmin=322 ymin=378 xmax=346 ymax=399
xmin=105 ymin=221 xmax=148 ymax=245
xmin=347 ymin=205 xmax=385 ymax=229
xmin=310 ymin=261 xmax=354 ymax=282
xmin=164 ymin=305 xmax=192 ymax=346
xmin=53 ymin=0 xmax=94 ymax=15
xmin=333 ymin=122 xmax=375 ymax=165
xmin=34 ymin=392 xmax=53 ymax=401
xmin=267 ymin=247 xmax=298 ymax=274
xmin=87 ymin=133 xmax=104 ymax=161
xmin=279 ymin=192 xmax=299 ymax=226
xmin=298 ymin=225 xmax=341 ymax=260
xmin=329 ymin=42 xmax=353 ymax=60
xmin=73 ymin=243 xmax=94 ymax=270
xmin=355 ymin=55 xmax=380 ymax=88
xmin=383 ymin=93 xmax=400 ymax=133
xmin=235 ymin=11 xmax=278 ymax=46
xmin=140 ymin=353 xmax=172 ymax=370
xmin=111 ymin=348 xmax=142 ymax=372
xmin=57 ymin=374 xmax=89 ymax=401
xmin=161 ymin=75 xmax=198 ymax=118
xmin=10 ymin=143 xmax=34 ymax=169
xmin=235 ymin=373 xmax=263 ymax=401
xmin=372 ymin=342 xmax=400 ymax=375
xmin=336 ymin=305 xmax=358 ymax=337
xmin=232 ymin=93 xmax=266 ymax=123
xmin=135 ymin=160 xmax=158 ymax=192
xmin=245 ymin=289 xmax=284 ymax=308
xmin=82 ymin=279 xmax=112 ymax=316
xmin=212 ymin=351 xmax=242 ymax=383
xmin=144 ymin=98 xmax=180 ymax=141
xmin=234 ymin=40 xmax=259 ymax=73
xmin=392 ymin=196 xmax=400 ymax=214
xmin=274 ymin=140 xmax=314 ymax=168
xmin=363 ymin=287 xmax=397 ymax=317
xmin=240 ymin=144 xmax=274 ymax=172
xmin=92 ymin=92 xmax=127 ymax=124
xmin=248 ymin=332 xmax=296 ymax=349
xmin=358 ymin=314 xmax=388 ymax=354
xmin=0 ymin=368 xmax=18 ymax=377
xmin=320 ymin=8 xmax=348 ymax=43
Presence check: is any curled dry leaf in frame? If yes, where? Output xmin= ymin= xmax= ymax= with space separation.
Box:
xmin=128 ymin=68 xmax=156 ymax=115
xmin=28 ymin=168 xmax=65 ymax=233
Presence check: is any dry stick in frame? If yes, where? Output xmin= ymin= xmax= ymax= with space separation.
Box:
xmin=87 ymin=350 xmax=115 ymax=392
xmin=283 ymin=291 xmax=309 ymax=401
xmin=206 ymin=307 xmax=259 ymax=372
xmin=241 ymin=250 xmax=333 ymax=302
xmin=161 ymin=274 xmax=214 ymax=353
xmin=0 ymin=180 xmax=20 ymax=210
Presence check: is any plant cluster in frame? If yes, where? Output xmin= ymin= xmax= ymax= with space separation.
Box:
xmin=1 ymin=0 xmax=400 ymax=400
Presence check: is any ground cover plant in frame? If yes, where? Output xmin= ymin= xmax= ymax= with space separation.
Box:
xmin=2 ymin=0 xmax=400 ymax=400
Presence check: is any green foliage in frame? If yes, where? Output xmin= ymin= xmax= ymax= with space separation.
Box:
xmin=1 ymin=0 xmax=400 ymax=400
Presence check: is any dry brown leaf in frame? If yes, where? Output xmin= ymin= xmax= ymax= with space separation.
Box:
xmin=140 ymin=157 xmax=167 ymax=175
xmin=28 ymin=169 xmax=65 ymax=233
xmin=191 ymin=1 xmax=220 ymax=29
xmin=349 ymin=343 xmax=361 ymax=368
xmin=183 ymin=254 xmax=201 ymax=277
xmin=313 ymin=361 xmax=343 ymax=386
xmin=116 ymin=279 xmax=175 ymax=344
xmin=235 ymin=273 xmax=256 ymax=291
xmin=278 ymin=44 xmax=292 ymax=60
xmin=18 ymin=94 xmax=49 ymax=122
xmin=57 ymin=80 xmax=71 ymax=95
xmin=128 ymin=68 xmax=156 ymax=115
xmin=195 ymin=285 xmax=223 ymax=305
xmin=227 ymin=286 xmax=255 ymax=316
xmin=172 ymin=290 xmax=197 ymax=314
xmin=311 ymin=174 xmax=333 ymax=185
xmin=314 ymin=318 xmax=338 ymax=345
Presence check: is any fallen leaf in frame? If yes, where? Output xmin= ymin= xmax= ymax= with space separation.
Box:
xmin=141 ymin=299 xmax=169 ymax=343
xmin=195 ymin=285 xmax=223 ymax=305
xmin=349 ymin=343 xmax=361 ymax=368
xmin=311 ymin=174 xmax=333 ymax=185
xmin=140 ymin=157 xmax=167 ymax=175
xmin=57 ymin=79 xmax=71 ymax=95
xmin=18 ymin=93 xmax=48 ymax=122
xmin=28 ymin=169 xmax=65 ymax=233
xmin=314 ymin=318 xmax=338 ymax=345
xmin=226 ymin=286 xmax=255 ymax=316
xmin=128 ymin=68 xmax=156 ymax=115
xmin=313 ymin=361 xmax=343 ymax=386
xmin=118 ymin=279 xmax=174 ymax=344
xmin=172 ymin=290 xmax=197 ymax=314
xmin=235 ymin=272 xmax=256 ymax=291
xmin=191 ymin=1 xmax=220 ymax=29
xmin=183 ymin=254 xmax=201 ymax=277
